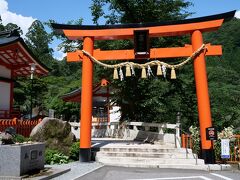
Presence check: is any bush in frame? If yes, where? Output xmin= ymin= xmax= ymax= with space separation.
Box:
xmin=13 ymin=134 xmax=31 ymax=143
xmin=189 ymin=126 xmax=200 ymax=155
xmin=189 ymin=126 xmax=237 ymax=161
xmin=69 ymin=142 xmax=80 ymax=161
xmin=45 ymin=149 xmax=69 ymax=165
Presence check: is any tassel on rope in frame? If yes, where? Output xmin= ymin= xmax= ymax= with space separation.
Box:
xmin=113 ymin=68 xmax=119 ymax=79
xmin=126 ymin=65 xmax=131 ymax=77
xmin=119 ymin=67 xmax=124 ymax=81
xmin=81 ymin=44 xmax=206 ymax=80
xmin=141 ymin=67 xmax=147 ymax=78
xmin=157 ymin=64 xmax=162 ymax=76
xmin=171 ymin=67 xmax=176 ymax=79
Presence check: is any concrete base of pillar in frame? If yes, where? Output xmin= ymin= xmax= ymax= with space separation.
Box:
xmin=79 ymin=148 xmax=91 ymax=162
xmin=201 ymin=149 xmax=215 ymax=164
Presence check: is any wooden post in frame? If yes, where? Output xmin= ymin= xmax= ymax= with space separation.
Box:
xmin=79 ymin=36 xmax=94 ymax=162
xmin=181 ymin=134 xmax=186 ymax=148
xmin=10 ymin=70 xmax=14 ymax=117
xmin=107 ymin=86 xmax=110 ymax=123
xmin=191 ymin=30 xmax=215 ymax=164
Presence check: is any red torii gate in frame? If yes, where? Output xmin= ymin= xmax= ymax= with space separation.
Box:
xmin=52 ymin=11 xmax=235 ymax=163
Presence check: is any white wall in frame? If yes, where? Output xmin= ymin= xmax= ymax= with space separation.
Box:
xmin=0 ymin=65 xmax=11 ymax=78
xmin=0 ymin=82 xmax=10 ymax=110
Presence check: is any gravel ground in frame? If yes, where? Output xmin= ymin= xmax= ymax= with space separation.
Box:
xmin=46 ymin=161 xmax=104 ymax=180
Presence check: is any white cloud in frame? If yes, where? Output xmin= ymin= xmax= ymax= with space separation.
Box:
xmin=0 ymin=0 xmax=36 ymax=36
xmin=53 ymin=47 xmax=66 ymax=60
xmin=0 ymin=0 xmax=7 ymax=13
xmin=235 ymin=10 xmax=240 ymax=19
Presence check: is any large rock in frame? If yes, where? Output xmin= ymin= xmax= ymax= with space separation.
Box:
xmin=30 ymin=117 xmax=76 ymax=155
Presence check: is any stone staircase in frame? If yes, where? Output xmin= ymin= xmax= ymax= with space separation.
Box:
xmin=93 ymin=141 xmax=207 ymax=170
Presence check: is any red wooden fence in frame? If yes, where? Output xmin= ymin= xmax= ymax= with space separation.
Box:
xmin=230 ymin=135 xmax=240 ymax=162
xmin=181 ymin=134 xmax=240 ymax=163
xmin=0 ymin=118 xmax=41 ymax=137
xmin=181 ymin=134 xmax=192 ymax=149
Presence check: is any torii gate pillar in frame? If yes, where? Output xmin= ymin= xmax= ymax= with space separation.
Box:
xmin=192 ymin=30 xmax=214 ymax=163
xmin=79 ymin=36 xmax=94 ymax=162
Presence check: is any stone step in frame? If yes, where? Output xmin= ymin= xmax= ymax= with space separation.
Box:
xmin=93 ymin=141 xmax=204 ymax=168
xmin=96 ymin=156 xmax=205 ymax=166
xmin=95 ymin=161 xmax=208 ymax=170
xmin=96 ymin=151 xmax=197 ymax=159
xmin=96 ymin=147 xmax=193 ymax=154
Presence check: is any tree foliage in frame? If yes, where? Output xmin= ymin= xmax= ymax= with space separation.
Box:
xmin=89 ymin=0 xmax=194 ymax=126
xmin=204 ymin=18 xmax=240 ymax=129
xmin=11 ymin=20 xmax=81 ymax=119
xmin=91 ymin=0 xmax=192 ymax=24
xmin=25 ymin=20 xmax=54 ymax=68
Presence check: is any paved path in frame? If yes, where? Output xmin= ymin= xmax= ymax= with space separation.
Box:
xmin=46 ymin=161 xmax=103 ymax=180
xmin=78 ymin=166 xmax=240 ymax=180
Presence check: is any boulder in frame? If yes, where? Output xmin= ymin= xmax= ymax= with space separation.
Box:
xmin=30 ymin=117 xmax=76 ymax=155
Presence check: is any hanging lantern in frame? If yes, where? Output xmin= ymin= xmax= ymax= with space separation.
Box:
xmin=171 ymin=67 xmax=176 ymax=79
xmin=141 ymin=67 xmax=147 ymax=78
xmin=113 ymin=68 xmax=119 ymax=79
xmin=157 ymin=64 xmax=162 ymax=76
xmin=126 ymin=65 xmax=131 ymax=77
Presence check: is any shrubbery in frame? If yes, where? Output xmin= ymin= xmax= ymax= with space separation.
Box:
xmin=189 ymin=126 xmax=237 ymax=161
xmin=13 ymin=134 xmax=31 ymax=143
xmin=69 ymin=142 xmax=80 ymax=161
xmin=45 ymin=142 xmax=80 ymax=164
xmin=45 ymin=149 xmax=70 ymax=165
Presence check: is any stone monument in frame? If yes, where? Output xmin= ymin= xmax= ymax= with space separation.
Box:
xmin=0 ymin=142 xmax=45 ymax=177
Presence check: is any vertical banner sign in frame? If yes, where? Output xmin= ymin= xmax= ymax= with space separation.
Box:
xmin=221 ymin=139 xmax=230 ymax=159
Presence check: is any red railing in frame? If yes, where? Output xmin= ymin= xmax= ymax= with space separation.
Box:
xmin=0 ymin=118 xmax=41 ymax=137
xmin=181 ymin=134 xmax=193 ymax=149
xmin=181 ymin=134 xmax=240 ymax=163
xmin=230 ymin=135 xmax=240 ymax=162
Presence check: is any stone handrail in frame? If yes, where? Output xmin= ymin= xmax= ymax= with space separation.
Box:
xmin=69 ymin=121 xmax=181 ymax=148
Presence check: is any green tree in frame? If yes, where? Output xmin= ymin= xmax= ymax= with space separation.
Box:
xmin=25 ymin=19 xmax=82 ymax=119
xmin=90 ymin=0 xmax=194 ymax=124
xmin=91 ymin=0 xmax=192 ymax=24
xmin=42 ymin=75 xmax=80 ymax=120
xmin=25 ymin=20 xmax=54 ymax=68
xmin=43 ymin=18 xmax=85 ymax=119
xmin=14 ymin=20 xmax=54 ymax=116
xmin=0 ymin=16 xmax=4 ymax=31
xmin=204 ymin=18 xmax=240 ymax=129
xmin=4 ymin=23 xmax=23 ymax=35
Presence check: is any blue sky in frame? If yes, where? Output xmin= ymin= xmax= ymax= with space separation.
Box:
xmin=4 ymin=0 xmax=240 ymax=23
xmin=1 ymin=0 xmax=240 ymax=59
